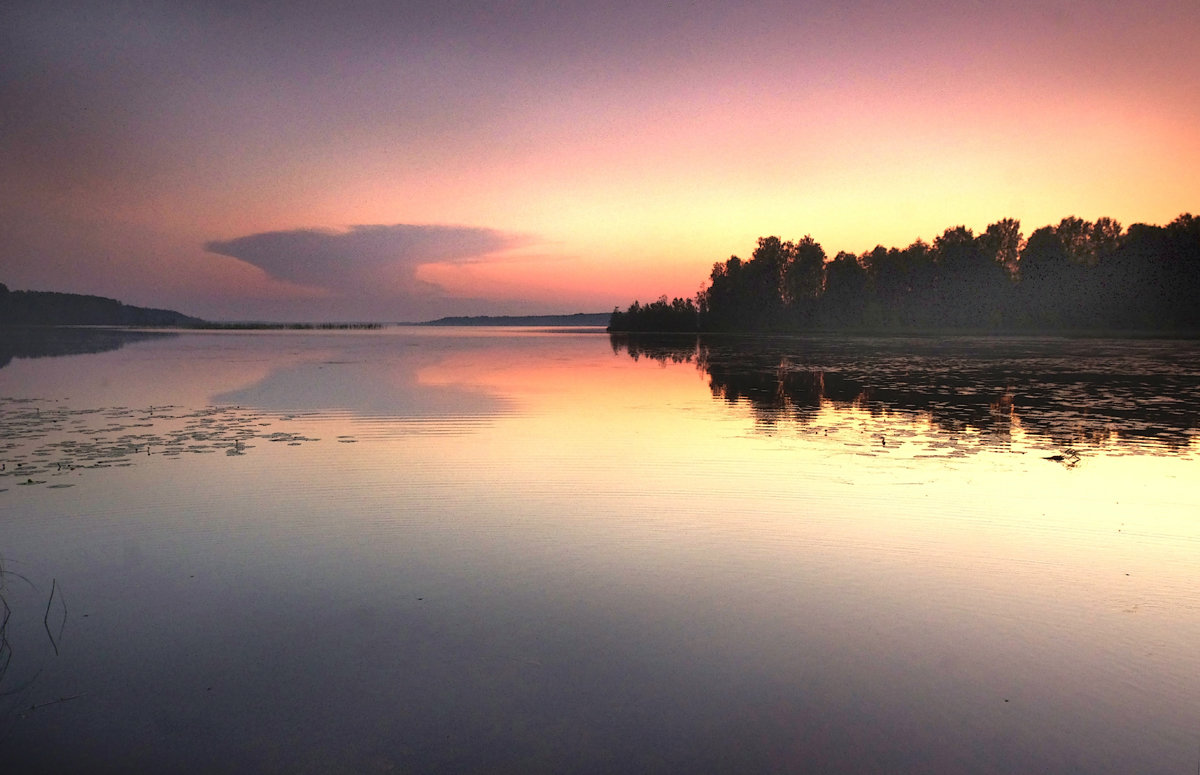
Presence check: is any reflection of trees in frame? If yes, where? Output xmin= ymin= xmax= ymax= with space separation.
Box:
xmin=609 ymin=333 xmax=699 ymax=364
xmin=0 ymin=327 xmax=175 ymax=369
xmin=611 ymin=334 xmax=1200 ymax=453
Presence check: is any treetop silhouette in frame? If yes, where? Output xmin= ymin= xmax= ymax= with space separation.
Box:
xmin=609 ymin=214 xmax=1200 ymax=334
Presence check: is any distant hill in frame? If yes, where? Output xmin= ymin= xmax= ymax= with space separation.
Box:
xmin=0 ymin=283 xmax=204 ymax=327
xmin=418 ymin=313 xmax=610 ymax=327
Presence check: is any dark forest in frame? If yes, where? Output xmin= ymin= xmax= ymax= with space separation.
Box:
xmin=608 ymin=214 xmax=1200 ymax=334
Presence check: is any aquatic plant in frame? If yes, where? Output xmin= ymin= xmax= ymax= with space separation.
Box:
xmin=0 ymin=558 xmax=70 ymax=715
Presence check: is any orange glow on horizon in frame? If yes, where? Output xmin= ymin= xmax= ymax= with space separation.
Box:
xmin=5 ymin=1 xmax=1198 ymax=320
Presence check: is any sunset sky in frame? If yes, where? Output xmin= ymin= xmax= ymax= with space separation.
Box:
xmin=3 ymin=0 xmax=1198 ymax=322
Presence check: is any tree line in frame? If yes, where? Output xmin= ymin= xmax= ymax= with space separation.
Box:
xmin=0 ymin=283 xmax=203 ymax=327
xmin=607 ymin=214 xmax=1200 ymax=333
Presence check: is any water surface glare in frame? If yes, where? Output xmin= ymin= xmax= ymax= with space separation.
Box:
xmin=1 ymin=327 xmax=1198 ymax=773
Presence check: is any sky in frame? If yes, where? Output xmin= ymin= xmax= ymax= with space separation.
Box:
xmin=3 ymin=0 xmax=1198 ymax=322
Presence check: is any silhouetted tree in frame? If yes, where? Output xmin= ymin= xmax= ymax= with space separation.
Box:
xmin=782 ymin=235 xmax=825 ymax=327
xmin=700 ymin=255 xmax=753 ymax=330
xmin=979 ymin=218 xmax=1023 ymax=278
xmin=608 ymin=295 xmax=698 ymax=332
xmin=1015 ymin=225 xmax=1072 ymax=327
xmin=820 ymin=251 xmax=867 ymax=328
xmin=861 ymin=240 xmax=937 ymax=329
xmin=746 ymin=237 xmax=790 ymax=328
xmin=931 ymin=225 xmax=1012 ymax=327
xmin=622 ymin=214 xmax=1199 ymax=334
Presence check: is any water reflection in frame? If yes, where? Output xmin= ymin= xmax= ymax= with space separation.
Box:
xmin=612 ymin=333 xmax=1200 ymax=455
xmin=3 ymin=328 xmax=1200 ymax=772
xmin=0 ymin=327 xmax=176 ymax=369
xmin=0 ymin=331 xmax=523 ymax=491
xmin=213 ymin=355 xmax=509 ymax=422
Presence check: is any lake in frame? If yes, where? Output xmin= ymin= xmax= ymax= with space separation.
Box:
xmin=2 ymin=326 xmax=1199 ymax=773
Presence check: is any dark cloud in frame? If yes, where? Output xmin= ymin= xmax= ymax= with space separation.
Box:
xmin=203 ymin=224 xmax=528 ymax=294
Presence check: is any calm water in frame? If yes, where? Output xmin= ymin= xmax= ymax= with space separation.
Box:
xmin=1 ymin=327 xmax=1199 ymax=773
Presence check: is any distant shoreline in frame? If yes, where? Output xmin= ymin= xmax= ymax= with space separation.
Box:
xmin=414 ymin=313 xmax=610 ymax=327
xmin=0 ymin=284 xmax=612 ymax=329
xmin=181 ymin=314 xmax=612 ymax=328
xmin=184 ymin=322 xmax=384 ymax=330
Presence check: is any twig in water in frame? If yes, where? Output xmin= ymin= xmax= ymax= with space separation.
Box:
xmin=0 ymin=594 xmax=11 ymax=683
xmin=43 ymin=579 xmax=66 ymax=657
xmin=20 ymin=694 xmax=83 ymax=716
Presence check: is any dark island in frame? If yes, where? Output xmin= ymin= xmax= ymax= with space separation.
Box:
xmin=0 ymin=285 xmax=391 ymax=330
xmin=609 ymin=214 xmax=1200 ymax=334
xmin=0 ymin=284 xmax=204 ymax=327
xmin=0 ymin=282 xmax=616 ymax=331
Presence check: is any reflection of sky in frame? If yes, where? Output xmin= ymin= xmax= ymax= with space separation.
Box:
xmin=213 ymin=358 xmax=508 ymax=420
xmin=3 ymin=328 xmax=1200 ymax=771
xmin=0 ymin=328 xmax=541 ymax=420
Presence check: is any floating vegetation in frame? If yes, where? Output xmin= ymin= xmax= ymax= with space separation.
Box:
xmin=614 ymin=335 xmax=1200 ymax=459
xmin=187 ymin=322 xmax=383 ymax=330
xmin=0 ymin=398 xmax=347 ymax=490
